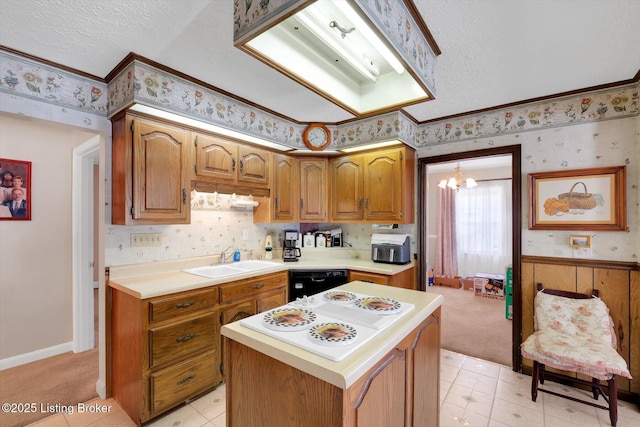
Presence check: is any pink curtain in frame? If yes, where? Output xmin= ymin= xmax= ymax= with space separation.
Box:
xmin=434 ymin=187 xmax=458 ymax=276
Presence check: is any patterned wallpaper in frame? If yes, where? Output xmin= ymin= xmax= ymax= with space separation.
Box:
xmin=419 ymin=116 xmax=639 ymax=262
xmin=1 ymin=48 xmax=637 ymax=266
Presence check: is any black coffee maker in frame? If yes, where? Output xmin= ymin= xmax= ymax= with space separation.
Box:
xmin=283 ymin=229 xmax=301 ymax=262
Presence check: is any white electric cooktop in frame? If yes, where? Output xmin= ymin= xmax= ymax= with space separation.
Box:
xmin=239 ymin=290 xmax=414 ymax=361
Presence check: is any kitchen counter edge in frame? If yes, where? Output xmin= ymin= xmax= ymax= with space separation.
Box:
xmin=221 ymin=281 xmax=442 ymax=389
xmin=107 ymin=257 xmax=415 ymax=299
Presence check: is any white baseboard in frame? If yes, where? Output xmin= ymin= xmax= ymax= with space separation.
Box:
xmin=95 ymin=379 xmax=106 ymax=399
xmin=0 ymin=341 xmax=73 ymax=371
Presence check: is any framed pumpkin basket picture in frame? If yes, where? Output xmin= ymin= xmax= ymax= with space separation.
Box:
xmin=528 ymin=166 xmax=626 ymax=231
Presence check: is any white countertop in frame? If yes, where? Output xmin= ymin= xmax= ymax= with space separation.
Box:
xmin=221 ymin=281 xmax=443 ymax=389
xmin=107 ymin=252 xmax=415 ymax=299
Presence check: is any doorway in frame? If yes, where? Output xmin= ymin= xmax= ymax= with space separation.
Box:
xmin=417 ymin=145 xmax=522 ymax=371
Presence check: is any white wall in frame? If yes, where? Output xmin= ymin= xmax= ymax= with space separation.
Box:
xmin=0 ymin=114 xmax=98 ymax=359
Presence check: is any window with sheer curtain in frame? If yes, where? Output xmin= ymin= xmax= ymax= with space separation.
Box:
xmin=455 ymin=179 xmax=512 ymax=278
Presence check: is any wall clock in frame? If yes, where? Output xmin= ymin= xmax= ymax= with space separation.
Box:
xmin=302 ymin=123 xmax=332 ymax=151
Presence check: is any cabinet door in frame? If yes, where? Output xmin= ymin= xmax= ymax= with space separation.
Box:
xmin=272 ymin=154 xmax=298 ymax=222
xmin=194 ymin=134 xmax=237 ymax=181
xmin=364 ymin=149 xmax=403 ymax=222
xmin=237 ymin=146 xmax=270 ymax=187
xmin=221 ymin=301 xmax=256 ymax=325
xmin=330 ymin=155 xmax=364 ymax=221
xmin=257 ymin=290 xmax=287 ymax=312
xmin=348 ymin=348 xmax=407 ymax=427
xmin=299 ymin=159 xmax=327 ymax=222
xmin=411 ymin=309 xmax=440 ymax=427
xmin=132 ymin=118 xmax=189 ymax=223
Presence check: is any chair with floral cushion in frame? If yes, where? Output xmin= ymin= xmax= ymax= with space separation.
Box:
xmin=521 ymin=283 xmax=632 ymax=427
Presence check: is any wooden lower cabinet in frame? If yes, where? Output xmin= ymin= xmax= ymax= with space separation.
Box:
xmin=225 ymin=307 xmax=440 ymax=427
xmin=109 ymin=271 xmax=288 ymax=425
xmin=349 ymin=266 xmax=416 ymax=290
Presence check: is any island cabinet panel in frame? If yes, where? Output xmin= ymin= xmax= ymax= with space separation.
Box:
xmin=344 ymin=348 xmax=407 ymax=427
xmin=224 ymin=306 xmax=441 ymax=427
xmin=111 ymin=113 xmax=190 ymax=225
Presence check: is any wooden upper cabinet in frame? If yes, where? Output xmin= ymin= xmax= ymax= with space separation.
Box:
xmin=272 ymin=154 xmax=299 ymax=222
xmin=364 ymin=149 xmax=404 ymax=222
xmin=237 ymin=145 xmax=270 ymax=186
xmin=194 ymin=134 xmax=236 ymax=181
xmin=330 ymin=146 xmax=414 ymax=224
xmin=193 ymin=133 xmax=270 ymax=188
xmin=112 ymin=114 xmax=190 ymax=225
xmin=330 ymin=155 xmax=364 ymax=221
xmin=299 ymin=158 xmax=328 ymax=222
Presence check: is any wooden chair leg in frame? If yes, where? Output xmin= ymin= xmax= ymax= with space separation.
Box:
xmin=592 ymin=377 xmax=600 ymax=400
xmin=539 ymin=363 xmax=545 ymax=384
xmin=608 ymin=375 xmax=617 ymax=427
xmin=531 ymin=361 xmax=540 ymax=402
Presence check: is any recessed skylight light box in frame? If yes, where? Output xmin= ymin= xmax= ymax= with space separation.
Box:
xmin=234 ymin=0 xmax=440 ymax=117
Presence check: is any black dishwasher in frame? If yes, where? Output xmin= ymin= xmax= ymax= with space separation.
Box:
xmin=288 ymin=269 xmax=349 ymax=302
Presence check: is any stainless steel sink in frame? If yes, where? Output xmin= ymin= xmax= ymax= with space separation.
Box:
xmin=182 ymin=260 xmax=281 ymax=279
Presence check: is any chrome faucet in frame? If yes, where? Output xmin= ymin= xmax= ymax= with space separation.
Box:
xmin=220 ymin=245 xmax=234 ymax=264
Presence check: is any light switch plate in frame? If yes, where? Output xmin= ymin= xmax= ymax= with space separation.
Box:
xmin=130 ymin=233 xmax=163 ymax=247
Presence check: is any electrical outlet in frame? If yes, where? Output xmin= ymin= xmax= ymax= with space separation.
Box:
xmin=130 ymin=233 xmax=163 ymax=247
xmin=242 ymin=229 xmax=249 ymax=241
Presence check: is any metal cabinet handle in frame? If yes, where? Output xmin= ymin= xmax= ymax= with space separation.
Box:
xmin=177 ymin=374 xmax=195 ymax=385
xmin=176 ymin=333 xmax=196 ymax=343
xmin=232 ymin=157 xmax=236 ymax=171
xmin=176 ymin=300 xmax=195 ymax=308
xmin=182 ymin=188 xmax=187 ymax=205
xmin=365 ymin=197 xmax=369 ymax=209
xmin=239 ymin=159 xmax=244 ymax=172
xmin=300 ymin=198 xmax=304 ymax=210
xmin=358 ymin=197 xmax=362 ymax=210
xmin=252 ymin=284 xmax=265 ymax=289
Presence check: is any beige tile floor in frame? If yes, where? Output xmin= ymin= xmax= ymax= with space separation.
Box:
xmin=30 ymin=349 xmax=639 ymax=427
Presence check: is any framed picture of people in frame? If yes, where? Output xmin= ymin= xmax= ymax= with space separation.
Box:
xmin=0 ymin=158 xmax=31 ymax=220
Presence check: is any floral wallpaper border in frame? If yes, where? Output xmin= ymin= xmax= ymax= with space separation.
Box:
xmin=107 ymin=59 xmax=307 ymax=149
xmin=0 ymin=50 xmax=108 ymax=117
xmin=233 ymin=0 xmax=437 ymax=96
xmin=1 ymin=49 xmax=638 ymax=152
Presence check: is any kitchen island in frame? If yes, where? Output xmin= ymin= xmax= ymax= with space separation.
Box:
xmin=221 ymin=281 xmax=443 ymax=427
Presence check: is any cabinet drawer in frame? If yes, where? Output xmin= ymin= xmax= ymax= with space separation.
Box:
xmin=349 ymin=271 xmax=390 ymax=285
xmin=149 ymin=289 xmax=217 ymax=323
xmin=220 ymin=272 xmax=287 ymax=305
xmin=150 ymin=349 xmax=218 ymax=414
xmin=149 ymin=313 xmax=217 ymax=367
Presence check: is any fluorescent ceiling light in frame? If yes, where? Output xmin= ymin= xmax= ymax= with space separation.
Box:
xmin=128 ymin=104 xmax=294 ymax=152
xmin=339 ymin=140 xmax=403 ymax=153
xmin=240 ymin=0 xmax=430 ymax=116
xmin=331 ymin=0 xmax=404 ymax=75
xmin=297 ymin=5 xmax=379 ymax=83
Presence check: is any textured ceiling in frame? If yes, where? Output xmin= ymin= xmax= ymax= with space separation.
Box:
xmin=1 ymin=0 xmax=639 ymax=124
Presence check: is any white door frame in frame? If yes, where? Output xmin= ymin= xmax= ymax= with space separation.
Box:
xmin=72 ymin=137 xmax=100 ymax=352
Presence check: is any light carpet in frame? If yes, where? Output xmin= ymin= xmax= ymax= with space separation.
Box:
xmin=428 ymin=284 xmax=512 ymax=366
